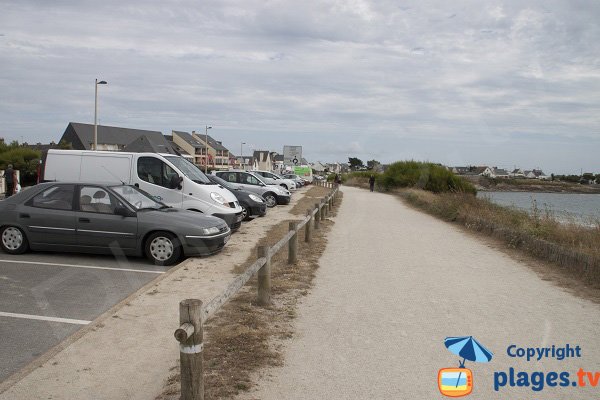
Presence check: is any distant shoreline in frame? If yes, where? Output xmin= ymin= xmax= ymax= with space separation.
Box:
xmin=461 ymin=176 xmax=600 ymax=194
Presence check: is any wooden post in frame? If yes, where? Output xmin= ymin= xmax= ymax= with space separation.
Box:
xmin=288 ymin=221 xmax=298 ymax=264
xmin=321 ymin=199 xmax=327 ymax=220
xmin=257 ymin=246 xmax=271 ymax=305
xmin=314 ymin=203 xmax=321 ymax=230
xmin=305 ymin=209 xmax=312 ymax=243
xmin=176 ymin=299 xmax=204 ymax=400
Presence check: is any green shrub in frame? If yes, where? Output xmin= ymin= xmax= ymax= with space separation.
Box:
xmin=377 ymin=161 xmax=476 ymax=194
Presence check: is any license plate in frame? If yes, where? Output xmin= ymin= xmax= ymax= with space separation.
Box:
xmin=224 ymin=234 xmax=230 ymax=244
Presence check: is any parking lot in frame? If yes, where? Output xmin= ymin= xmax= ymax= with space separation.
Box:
xmin=0 ymin=251 xmax=169 ymax=381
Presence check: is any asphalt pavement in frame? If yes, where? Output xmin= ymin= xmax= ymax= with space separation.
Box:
xmin=0 ymin=251 xmax=169 ymax=381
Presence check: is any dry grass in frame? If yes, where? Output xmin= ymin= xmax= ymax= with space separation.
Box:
xmin=156 ymin=189 xmax=342 ymax=400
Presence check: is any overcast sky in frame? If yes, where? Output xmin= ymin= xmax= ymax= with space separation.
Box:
xmin=1 ymin=0 xmax=598 ymax=174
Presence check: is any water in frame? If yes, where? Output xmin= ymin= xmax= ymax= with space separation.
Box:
xmin=478 ymin=191 xmax=600 ymax=226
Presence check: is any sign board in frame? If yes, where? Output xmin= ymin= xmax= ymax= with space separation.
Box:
xmin=283 ymin=145 xmax=302 ymax=165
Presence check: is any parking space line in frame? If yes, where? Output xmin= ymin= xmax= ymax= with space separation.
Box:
xmin=0 ymin=259 xmax=165 ymax=274
xmin=0 ymin=311 xmax=91 ymax=325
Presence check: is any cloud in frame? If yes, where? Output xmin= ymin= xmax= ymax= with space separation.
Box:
xmin=0 ymin=0 xmax=598 ymax=174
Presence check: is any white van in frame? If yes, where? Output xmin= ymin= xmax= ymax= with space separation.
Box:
xmin=44 ymin=150 xmax=243 ymax=229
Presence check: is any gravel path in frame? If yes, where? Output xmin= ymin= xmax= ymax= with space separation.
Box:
xmin=241 ymin=186 xmax=600 ymax=400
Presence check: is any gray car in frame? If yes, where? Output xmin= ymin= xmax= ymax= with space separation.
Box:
xmin=0 ymin=182 xmax=231 ymax=265
xmin=212 ymin=170 xmax=291 ymax=207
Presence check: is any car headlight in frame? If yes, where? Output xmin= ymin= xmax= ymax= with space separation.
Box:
xmin=201 ymin=226 xmax=221 ymax=235
xmin=210 ymin=192 xmax=228 ymax=206
xmin=249 ymin=194 xmax=263 ymax=203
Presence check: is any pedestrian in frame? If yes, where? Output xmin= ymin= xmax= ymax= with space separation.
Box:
xmin=2 ymin=164 xmax=16 ymax=198
xmin=369 ymin=174 xmax=375 ymax=192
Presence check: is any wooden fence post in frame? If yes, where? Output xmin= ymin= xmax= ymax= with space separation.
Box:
xmin=321 ymin=199 xmax=327 ymax=220
xmin=305 ymin=209 xmax=312 ymax=243
xmin=314 ymin=203 xmax=321 ymax=230
xmin=257 ymin=246 xmax=271 ymax=305
xmin=288 ymin=221 xmax=298 ymax=264
xmin=175 ymin=299 xmax=204 ymax=400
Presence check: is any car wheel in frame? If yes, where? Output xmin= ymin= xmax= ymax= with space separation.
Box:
xmin=263 ymin=193 xmax=277 ymax=208
xmin=1 ymin=226 xmax=29 ymax=255
xmin=241 ymin=204 xmax=251 ymax=221
xmin=145 ymin=231 xmax=182 ymax=266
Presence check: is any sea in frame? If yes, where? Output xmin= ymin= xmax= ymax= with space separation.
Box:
xmin=477 ymin=191 xmax=600 ymax=227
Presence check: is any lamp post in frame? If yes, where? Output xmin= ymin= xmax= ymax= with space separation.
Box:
xmin=94 ymin=79 xmax=108 ymax=150
xmin=205 ymin=125 xmax=212 ymax=173
xmin=240 ymin=142 xmax=246 ymax=170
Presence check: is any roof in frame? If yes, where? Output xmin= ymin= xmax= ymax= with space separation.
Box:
xmin=273 ymin=154 xmax=284 ymax=162
xmin=492 ymin=168 xmax=509 ymax=175
xmin=123 ymin=135 xmax=176 ymax=154
xmin=60 ymin=122 xmax=175 ymax=154
xmin=172 ymin=131 xmax=206 ymax=149
xmin=193 ymin=133 xmax=228 ymax=151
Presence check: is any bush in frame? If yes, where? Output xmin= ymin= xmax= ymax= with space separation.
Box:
xmin=358 ymin=161 xmax=477 ymax=194
xmin=0 ymin=147 xmax=42 ymax=185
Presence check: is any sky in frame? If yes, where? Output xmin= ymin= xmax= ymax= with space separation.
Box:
xmin=0 ymin=0 xmax=599 ymax=175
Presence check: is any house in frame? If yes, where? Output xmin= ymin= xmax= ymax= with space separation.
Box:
xmin=272 ymin=154 xmax=284 ymax=173
xmin=171 ymin=131 xmax=207 ymax=166
xmin=191 ymin=132 xmax=231 ymax=170
xmin=311 ymin=161 xmax=327 ymax=173
xmin=510 ymin=168 xmax=526 ymax=178
xmin=253 ymin=150 xmax=274 ymax=171
xmin=164 ymin=135 xmax=194 ymax=162
xmin=531 ymin=169 xmax=550 ymax=180
xmin=238 ymin=156 xmax=257 ymax=170
xmin=59 ymin=122 xmax=176 ymax=154
xmin=452 ymin=167 xmax=470 ymax=175
xmin=490 ymin=168 xmax=509 ymax=179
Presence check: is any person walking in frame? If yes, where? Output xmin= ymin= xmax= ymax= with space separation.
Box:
xmin=2 ymin=164 xmax=16 ymax=198
xmin=369 ymin=174 xmax=375 ymax=192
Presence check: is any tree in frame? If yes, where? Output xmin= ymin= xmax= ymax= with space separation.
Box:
xmin=348 ymin=157 xmax=364 ymax=170
xmin=367 ymin=159 xmax=380 ymax=170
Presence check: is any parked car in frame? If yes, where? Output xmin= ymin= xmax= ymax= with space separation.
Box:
xmin=251 ymin=170 xmax=297 ymax=191
xmin=212 ymin=170 xmax=291 ymax=207
xmin=43 ymin=150 xmax=243 ymax=231
xmin=206 ymin=174 xmax=267 ymax=221
xmin=0 ymin=182 xmax=231 ymax=265
xmin=282 ymin=173 xmax=306 ymax=187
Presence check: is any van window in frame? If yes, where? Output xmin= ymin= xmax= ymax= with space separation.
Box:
xmin=137 ymin=157 xmax=177 ymax=188
xmin=164 ymin=156 xmax=211 ymax=184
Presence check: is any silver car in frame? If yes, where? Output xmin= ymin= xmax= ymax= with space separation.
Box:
xmin=213 ymin=170 xmax=291 ymax=207
xmin=0 ymin=182 xmax=231 ymax=265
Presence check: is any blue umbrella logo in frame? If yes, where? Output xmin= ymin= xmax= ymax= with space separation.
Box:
xmin=444 ymin=336 xmax=493 ymax=388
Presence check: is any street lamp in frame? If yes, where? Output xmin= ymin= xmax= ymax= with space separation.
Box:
xmin=205 ymin=125 xmax=212 ymax=173
xmin=240 ymin=142 xmax=246 ymax=170
xmin=94 ymin=79 xmax=108 ymax=150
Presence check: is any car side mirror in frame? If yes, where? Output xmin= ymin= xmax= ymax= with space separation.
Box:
xmin=169 ymin=175 xmax=183 ymax=190
xmin=115 ymin=206 xmax=135 ymax=217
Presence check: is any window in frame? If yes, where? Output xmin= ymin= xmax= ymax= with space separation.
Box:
xmin=79 ymin=186 xmax=119 ymax=214
xmin=30 ymin=185 xmax=75 ymax=211
xmin=137 ymin=157 xmax=177 ymax=188
xmin=219 ymin=172 xmax=238 ymax=183
xmin=243 ymin=173 xmax=259 ymax=185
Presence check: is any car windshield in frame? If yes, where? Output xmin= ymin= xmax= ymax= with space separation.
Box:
xmin=164 ymin=156 xmax=212 ymax=184
xmin=110 ymin=185 xmax=166 ymax=210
